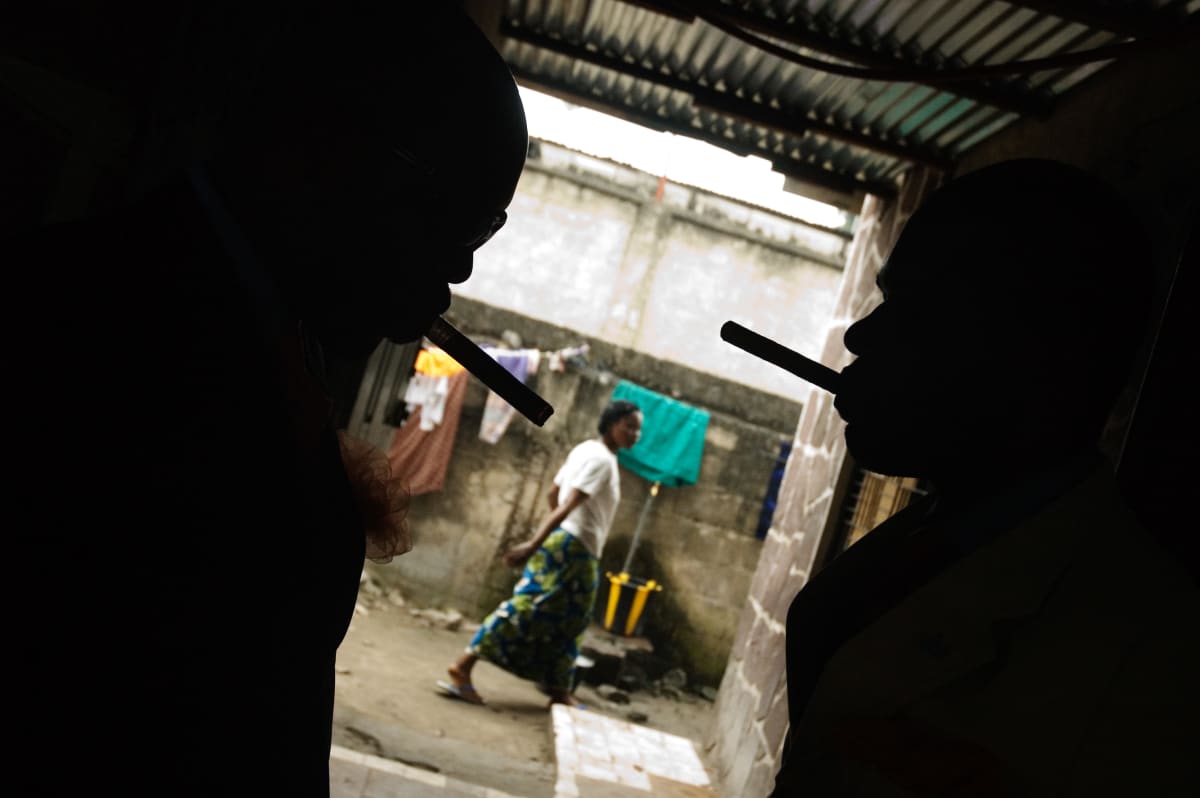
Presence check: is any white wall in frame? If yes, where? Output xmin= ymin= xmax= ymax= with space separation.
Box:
xmin=456 ymin=141 xmax=848 ymax=400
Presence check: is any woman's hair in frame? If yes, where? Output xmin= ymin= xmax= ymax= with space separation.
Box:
xmin=598 ymin=400 xmax=640 ymax=435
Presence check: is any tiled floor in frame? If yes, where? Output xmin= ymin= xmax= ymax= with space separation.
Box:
xmin=551 ymin=705 xmax=717 ymax=797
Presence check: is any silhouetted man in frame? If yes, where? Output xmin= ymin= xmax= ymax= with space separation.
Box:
xmin=772 ymin=159 xmax=1200 ymax=796
xmin=10 ymin=3 xmax=526 ymax=795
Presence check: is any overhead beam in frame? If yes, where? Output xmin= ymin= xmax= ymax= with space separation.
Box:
xmin=623 ymin=0 xmax=1054 ymax=118
xmin=1000 ymin=0 xmax=1183 ymax=38
xmin=502 ymin=21 xmax=953 ymax=171
xmin=508 ymin=67 xmax=897 ymax=202
xmin=616 ymin=0 xmax=695 ymax=24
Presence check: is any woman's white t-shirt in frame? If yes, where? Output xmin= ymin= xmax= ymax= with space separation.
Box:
xmin=554 ymin=439 xmax=620 ymax=557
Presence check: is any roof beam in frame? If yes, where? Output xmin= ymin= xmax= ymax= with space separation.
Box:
xmin=616 ymin=0 xmax=695 ymax=24
xmin=623 ymin=0 xmax=1053 ymax=118
xmin=1000 ymin=1 xmax=1183 ymax=38
xmin=502 ymin=21 xmax=953 ymax=171
xmin=508 ymin=68 xmax=897 ymax=201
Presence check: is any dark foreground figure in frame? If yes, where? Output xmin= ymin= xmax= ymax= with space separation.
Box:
xmin=9 ymin=3 xmax=527 ymax=795
xmin=772 ymin=159 xmax=1200 ymax=797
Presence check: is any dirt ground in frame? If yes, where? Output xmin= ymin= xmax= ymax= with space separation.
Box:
xmin=332 ymin=583 xmax=719 ymax=797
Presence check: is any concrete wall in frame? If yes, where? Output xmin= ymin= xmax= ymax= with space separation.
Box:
xmin=456 ymin=139 xmax=849 ymax=401
xmin=365 ymin=297 xmax=805 ymax=686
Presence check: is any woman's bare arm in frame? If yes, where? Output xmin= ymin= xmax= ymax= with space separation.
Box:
xmin=504 ymin=488 xmax=588 ymax=567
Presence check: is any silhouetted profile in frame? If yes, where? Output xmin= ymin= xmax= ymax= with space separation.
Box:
xmin=771 ymin=159 xmax=1200 ymax=796
xmin=9 ymin=3 xmax=526 ymax=795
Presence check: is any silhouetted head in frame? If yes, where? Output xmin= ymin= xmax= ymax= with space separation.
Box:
xmin=206 ymin=2 xmax=528 ymax=354
xmin=599 ymin=400 xmax=643 ymax=452
xmin=835 ymin=159 xmax=1152 ymax=486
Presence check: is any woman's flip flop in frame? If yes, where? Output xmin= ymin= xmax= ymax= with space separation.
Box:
xmin=436 ymin=680 xmax=485 ymax=705
xmin=546 ymin=698 xmax=589 ymax=711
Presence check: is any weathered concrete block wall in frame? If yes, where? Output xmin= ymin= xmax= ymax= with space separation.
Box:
xmin=367 ymin=297 xmax=804 ymax=686
xmin=706 ymin=167 xmax=941 ymax=797
xmin=456 ymin=139 xmax=848 ymax=400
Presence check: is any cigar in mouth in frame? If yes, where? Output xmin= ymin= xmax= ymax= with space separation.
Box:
xmin=720 ymin=321 xmax=841 ymax=394
xmin=425 ymin=316 xmax=554 ymax=427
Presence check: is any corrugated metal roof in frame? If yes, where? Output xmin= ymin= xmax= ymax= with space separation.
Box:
xmin=492 ymin=0 xmax=1198 ymax=205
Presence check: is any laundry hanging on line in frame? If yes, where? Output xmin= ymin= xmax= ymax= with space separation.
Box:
xmin=610 ymin=380 xmax=709 ymax=487
xmin=387 ymin=366 xmax=469 ymax=496
xmin=474 ymin=341 xmax=590 ymax=444
xmin=403 ymin=347 xmax=466 ymax=431
xmin=386 ymin=340 xmax=590 ymax=492
xmin=546 ymin=344 xmax=588 ymax=373
xmin=478 ymin=346 xmax=540 ymax=444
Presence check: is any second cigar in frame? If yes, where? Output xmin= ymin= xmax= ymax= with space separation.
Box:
xmin=720 ymin=320 xmax=841 ymax=394
xmin=425 ymin=316 xmax=555 ymax=427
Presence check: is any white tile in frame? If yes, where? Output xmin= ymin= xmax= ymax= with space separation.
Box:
xmin=579 ymin=761 xmax=616 ymax=782
xmin=614 ymin=767 xmax=652 ymax=789
xmin=554 ymin=777 xmax=580 ymax=797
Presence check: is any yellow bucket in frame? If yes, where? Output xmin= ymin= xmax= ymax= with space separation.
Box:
xmin=601 ymin=571 xmax=664 ymax=637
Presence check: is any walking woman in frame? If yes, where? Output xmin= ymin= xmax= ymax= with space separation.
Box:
xmin=439 ymin=399 xmax=643 ymax=707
